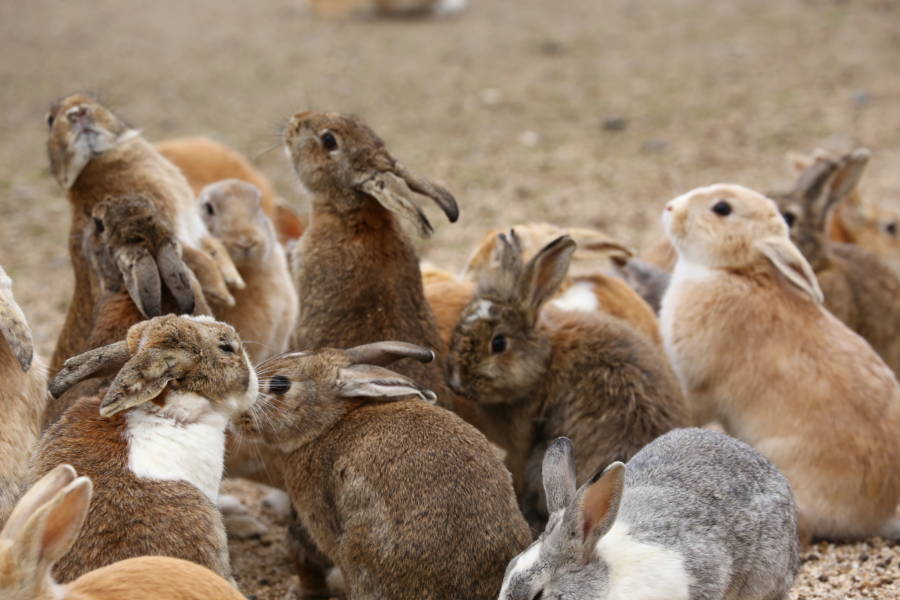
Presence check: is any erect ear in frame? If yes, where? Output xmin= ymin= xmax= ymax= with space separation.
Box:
xmin=756 ymin=237 xmax=824 ymax=304
xmin=461 ymin=228 xmax=502 ymax=283
xmin=564 ymin=462 xmax=625 ymax=560
xmin=49 ymin=340 xmax=130 ymax=399
xmin=336 ymin=364 xmax=437 ymax=403
xmin=829 ymin=149 xmax=870 ymax=208
xmin=344 ymin=341 xmax=435 ymax=367
xmin=356 ymin=172 xmax=434 ymax=238
xmin=0 ymin=464 xmax=77 ymax=541
xmin=519 ymin=235 xmax=577 ymax=312
xmin=542 ymin=437 xmax=577 ymax=514
xmin=99 ymin=347 xmax=196 ymax=417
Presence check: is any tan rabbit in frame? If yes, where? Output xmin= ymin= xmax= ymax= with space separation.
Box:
xmin=45 ymin=94 xmax=243 ymax=375
xmin=199 ymin=179 xmax=298 ymax=363
xmin=660 ymin=183 xmax=900 ymax=542
xmin=772 ymin=150 xmax=900 ymax=376
xmin=236 ymin=341 xmax=530 ymax=599
xmin=446 ymin=232 xmax=687 ymax=525
xmin=0 ymin=464 xmax=245 ymax=600
xmin=33 ymin=315 xmax=258 ymax=581
xmin=0 ymin=266 xmax=47 ymax=526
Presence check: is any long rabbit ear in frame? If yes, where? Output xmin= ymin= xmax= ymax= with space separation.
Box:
xmin=114 ymin=244 xmax=162 ymax=318
xmin=156 ymin=240 xmax=196 ymax=315
xmin=756 ymin=237 xmax=824 ymax=304
xmin=356 ymin=172 xmax=435 ymax=238
xmin=394 ymin=162 xmax=459 ymax=223
xmin=49 ymin=340 xmax=130 ymax=399
xmin=344 ymin=341 xmax=435 ymax=367
xmin=0 ymin=271 xmax=34 ymax=372
xmin=829 ymin=149 xmax=870 ymax=207
xmin=336 ymin=364 xmax=437 ymax=403
xmin=475 ymin=230 xmax=525 ymax=300
xmin=519 ymin=235 xmax=577 ymax=313
xmin=561 ymin=462 xmax=625 ymax=560
xmin=0 ymin=464 xmax=76 ymax=541
xmin=542 ymin=437 xmax=577 ymax=514
xmin=99 ymin=347 xmax=195 ymax=417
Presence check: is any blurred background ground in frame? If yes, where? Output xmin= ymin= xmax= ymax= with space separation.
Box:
xmin=1 ymin=0 xmax=899 ymax=598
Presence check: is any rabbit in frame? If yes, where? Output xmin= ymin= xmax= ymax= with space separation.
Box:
xmin=0 ymin=463 xmax=245 ymax=600
xmin=0 ymin=265 xmax=47 ymax=526
xmin=771 ymin=149 xmax=900 ymax=376
xmin=234 ymin=341 xmax=531 ymax=599
xmin=446 ymin=231 xmax=687 ymax=526
xmin=660 ymin=183 xmax=900 ymax=541
xmin=45 ymin=94 xmax=243 ymax=375
xmin=32 ymin=314 xmax=258 ymax=582
xmin=199 ymin=179 xmax=299 ymax=364
xmin=499 ymin=430 xmax=799 ymax=600
xmin=157 ymin=136 xmax=305 ymax=243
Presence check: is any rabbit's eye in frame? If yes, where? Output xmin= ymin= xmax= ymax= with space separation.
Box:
xmin=219 ymin=342 xmax=236 ymax=354
xmin=712 ymin=200 xmax=732 ymax=217
xmin=321 ymin=132 xmax=338 ymax=151
xmin=491 ymin=334 xmax=507 ymax=354
xmin=269 ymin=375 xmax=292 ymax=395
xmin=46 ymin=113 xmax=55 ymax=127
xmin=93 ymin=217 xmax=105 ymax=234
xmin=886 ymin=221 xmax=897 ymax=236
xmin=782 ymin=211 xmax=796 ymax=228
xmin=205 ymin=202 xmax=215 ymax=216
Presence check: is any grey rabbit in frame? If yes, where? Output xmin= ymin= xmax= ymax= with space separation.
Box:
xmin=499 ymin=428 xmax=798 ymax=600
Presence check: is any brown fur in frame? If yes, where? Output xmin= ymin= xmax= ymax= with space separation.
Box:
xmin=238 ymin=345 xmax=531 ymax=599
xmin=661 ymin=183 xmax=900 ymax=541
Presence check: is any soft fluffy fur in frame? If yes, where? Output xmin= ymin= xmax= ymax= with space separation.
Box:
xmin=237 ymin=343 xmax=531 ymax=599
xmin=447 ymin=233 xmax=686 ymax=525
xmin=660 ymin=183 xmax=900 ymax=541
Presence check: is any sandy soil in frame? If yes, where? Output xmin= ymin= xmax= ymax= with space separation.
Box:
xmin=2 ymin=0 xmax=899 ymax=598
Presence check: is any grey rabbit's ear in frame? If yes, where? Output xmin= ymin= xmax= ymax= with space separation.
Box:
xmin=49 ymin=340 xmax=131 ymax=399
xmin=344 ymin=341 xmax=435 ymax=367
xmin=356 ymin=172 xmax=435 ymax=238
xmin=519 ymin=235 xmax=577 ymax=313
xmin=114 ymin=244 xmax=162 ymax=318
xmin=562 ymin=462 xmax=625 ymax=560
xmin=394 ymin=162 xmax=459 ymax=223
xmin=542 ymin=437 xmax=577 ymax=514
xmin=156 ymin=240 xmax=196 ymax=315
xmin=476 ymin=230 xmax=525 ymax=299
xmin=336 ymin=364 xmax=437 ymax=404
xmin=100 ymin=347 xmax=197 ymax=417
xmin=0 ymin=464 xmax=77 ymax=541
xmin=829 ymin=149 xmax=869 ymax=205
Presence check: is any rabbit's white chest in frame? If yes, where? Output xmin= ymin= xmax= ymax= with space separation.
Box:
xmin=596 ymin=521 xmax=690 ymax=600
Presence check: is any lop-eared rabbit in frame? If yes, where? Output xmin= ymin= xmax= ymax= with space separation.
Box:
xmin=0 ymin=266 xmax=47 ymax=525
xmin=284 ymin=110 xmax=457 ymax=408
xmin=45 ymin=94 xmax=242 ymax=374
xmin=499 ymin=430 xmax=798 ymax=600
xmin=446 ymin=232 xmax=686 ymax=525
xmin=236 ymin=341 xmax=531 ymax=599
xmin=0 ymin=464 xmax=246 ymax=600
xmin=33 ymin=315 xmax=258 ymax=581
xmin=660 ymin=183 xmax=900 ymax=541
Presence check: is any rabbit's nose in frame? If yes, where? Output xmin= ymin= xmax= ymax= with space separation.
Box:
xmin=665 ymin=203 xmax=674 ymax=212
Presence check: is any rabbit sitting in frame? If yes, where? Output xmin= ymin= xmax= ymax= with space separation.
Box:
xmin=499 ymin=429 xmax=799 ymax=600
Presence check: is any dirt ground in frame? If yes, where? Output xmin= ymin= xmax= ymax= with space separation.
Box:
xmin=2 ymin=0 xmax=899 ymax=598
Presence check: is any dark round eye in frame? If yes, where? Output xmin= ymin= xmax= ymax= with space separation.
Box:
xmin=205 ymin=202 xmax=215 ymax=216
xmin=712 ymin=200 xmax=732 ymax=217
xmin=93 ymin=217 xmax=105 ymax=234
xmin=269 ymin=375 xmax=292 ymax=395
xmin=782 ymin=211 xmax=796 ymax=228
xmin=219 ymin=342 xmax=236 ymax=354
xmin=886 ymin=222 xmax=897 ymax=236
xmin=490 ymin=334 xmax=507 ymax=354
xmin=46 ymin=113 xmax=55 ymax=127
xmin=321 ymin=132 xmax=338 ymax=151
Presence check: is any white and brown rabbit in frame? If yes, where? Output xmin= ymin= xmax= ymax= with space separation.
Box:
xmin=33 ymin=315 xmax=258 ymax=582
xmin=660 ymin=183 xmax=900 ymax=542
xmin=235 ymin=341 xmax=531 ymax=599
xmin=499 ymin=430 xmax=798 ymax=600
xmin=0 ymin=464 xmax=245 ymax=600
xmin=446 ymin=232 xmax=687 ymax=525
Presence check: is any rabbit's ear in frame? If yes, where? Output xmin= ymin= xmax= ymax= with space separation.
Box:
xmin=394 ymin=162 xmax=459 ymax=224
xmin=114 ymin=244 xmax=163 ymax=318
xmin=356 ymin=172 xmax=435 ymax=238
xmin=542 ymin=437 xmax=577 ymax=514
xmin=756 ymin=237 xmax=824 ymax=304
xmin=0 ymin=276 xmax=34 ymax=372
xmin=829 ymin=149 xmax=869 ymax=206
xmin=14 ymin=476 xmax=93 ymax=570
xmin=519 ymin=235 xmax=577 ymax=313
xmin=570 ymin=462 xmax=625 ymax=558
xmin=157 ymin=240 xmax=196 ymax=315
xmin=0 ymin=464 xmax=77 ymax=541
xmin=337 ymin=364 xmax=437 ymax=403
xmin=99 ymin=347 xmax=196 ymax=417
xmin=49 ymin=340 xmax=130 ymax=399
xmin=344 ymin=341 xmax=435 ymax=367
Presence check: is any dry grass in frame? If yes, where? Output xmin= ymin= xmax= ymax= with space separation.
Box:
xmin=2 ymin=0 xmax=899 ymax=598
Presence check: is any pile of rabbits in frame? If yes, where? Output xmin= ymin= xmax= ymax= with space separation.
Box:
xmin=0 ymin=91 xmax=897 ymax=600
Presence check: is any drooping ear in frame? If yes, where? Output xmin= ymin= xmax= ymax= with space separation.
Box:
xmin=756 ymin=237 xmax=824 ymax=304
xmin=113 ymin=244 xmax=162 ymax=318
xmin=156 ymin=240 xmax=196 ymax=315
xmin=99 ymin=347 xmax=196 ymax=417
xmin=542 ymin=437 xmax=577 ymax=514
xmin=0 ymin=281 xmax=34 ymax=372
xmin=0 ymin=464 xmax=76 ymax=541
xmin=564 ymin=462 xmax=625 ymax=559
xmin=336 ymin=364 xmax=437 ymax=403
xmin=49 ymin=340 xmax=130 ymax=399
xmin=519 ymin=235 xmax=577 ymax=312
xmin=356 ymin=172 xmax=434 ymax=238
xmin=394 ymin=162 xmax=459 ymax=223
xmin=344 ymin=341 xmax=435 ymax=367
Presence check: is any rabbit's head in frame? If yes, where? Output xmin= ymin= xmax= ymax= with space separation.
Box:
xmin=0 ymin=465 xmax=92 ymax=600
xmin=0 ymin=265 xmax=33 ymax=372
xmin=199 ymin=180 xmax=275 ymax=265
xmin=664 ymin=184 xmax=823 ymax=304
xmin=282 ymin=111 xmax=458 ymax=237
xmin=46 ymin=94 xmax=138 ymax=189
xmin=499 ymin=438 xmax=625 ymax=600
xmin=239 ymin=342 xmax=436 ymax=451
xmin=446 ymin=232 xmax=576 ymax=404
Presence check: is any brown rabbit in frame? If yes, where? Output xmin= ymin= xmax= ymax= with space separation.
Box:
xmin=199 ymin=179 xmax=299 ymax=363
xmin=0 ymin=266 xmax=47 ymax=526
xmin=0 ymin=464 xmax=245 ymax=600
xmin=446 ymin=232 xmax=687 ymax=525
xmin=772 ymin=150 xmax=900 ymax=376
xmin=45 ymin=94 xmax=243 ymax=375
xmin=283 ymin=111 xmax=457 ymax=408
xmin=660 ymin=183 xmax=900 ymax=542
xmin=33 ymin=315 xmax=258 ymax=582
xmin=236 ymin=341 xmax=531 ymax=599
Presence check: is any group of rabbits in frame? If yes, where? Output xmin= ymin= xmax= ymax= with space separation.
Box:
xmin=0 ymin=91 xmax=898 ymax=600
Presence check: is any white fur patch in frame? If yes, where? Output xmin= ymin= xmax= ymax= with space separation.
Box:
xmin=465 ymin=299 xmax=493 ymax=323
xmin=551 ymin=281 xmax=599 ymax=313
xmin=500 ymin=541 xmax=545 ymax=599
xmin=660 ymin=257 xmax=715 ymax=366
xmin=62 ymin=127 xmax=140 ymax=189
xmin=595 ymin=521 xmax=691 ymax=600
